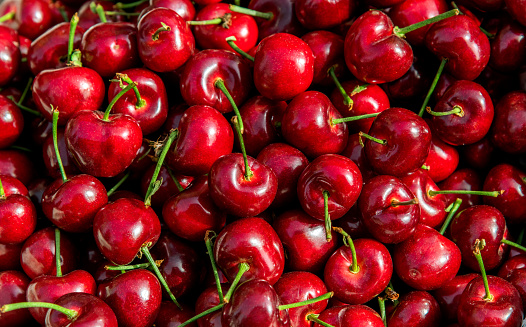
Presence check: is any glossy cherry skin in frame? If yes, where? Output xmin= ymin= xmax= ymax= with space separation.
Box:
xmin=41 ymin=175 xmax=108 ymax=233
xmin=386 ymin=291 xmax=441 ymax=327
xmin=0 ymin=193 xmax=36 ymax=244
xmin=430 ymin=80 xmax=494 ymax=146
xmin=425 ymin=15 xmax=490 ymax=81
xmin=324 ymin=238 xmax=393 ymax=305
xmin=458 ymin=275 xmax=524 ymax=326
xmin=192 ymin=3 xmax=258 ymax=52
xmin=0 ymin=270 xmax=33 ymax=327
xmin=274 ymin=271 xmax=329 ymax=327
xmin=140 ymin=164 xmax=193 ymax=209
xmin=254 ymin=33 xmax=314 ymax=101
xmin=330 ymin=80 xmax=390 ymax=134
xmin=248 ymin=0 xmax=305 ymax=41
xmin=296 ymin=0 xmax=355 ymax=30
xmin=149 ymin=0 xmax=195 ymax=21
xmin=422 ymin=133 xmax=459 ymax=183
xmin=165 ymin=105 xmax=234 ymax=176
xmin=438 ymin=168 xmax=483 ymax=212
xmin=162 ymin=176 xmax=226 ymax=242
xmin=209 ymin=153 xmax=277 ymax=218
xmin=504 ymin=0 xmax=526 ymax=28
xmin=273 ymin=209 xmax=338 ymax=273
xmin=77 ymin=0 xmax=125 ymax=31
xmin=65 ymin=110 xmax=143 ymax=178
xmin=26 ymin=270 xmax=96 ymax=324
xmin=301 ymin=30 xmax=345 ymax=86
xmin=180 ymin=49 xmax=252 ymax=113
xmin=498 ymin=256 xmax=526 ymax=310
xmin=0 ymin=97 xmax=25 ymax=150
xmin=0 ymin=149 xmax=36 ymax=185
xmin=393 ymin=224 xmax=461 ymax=291
xmin=297 ymin=154 xmax=362 ymax=220
xmin=483 ymin=164 xmax=526 ymax=225
xmin=0 ymin=26 xmax=20 ymax=87
xmin=489 ymin=20 xmax=526 ymax=73
xmin=15 ymin=0 xmax=54 ymax=40
xmin=20 ymin=227 xmax=78 ymax=279
xmin=340 ymin=133 xmax=376 ymax=183
xmin=46 ymin=292 xmax=118 ymax=327
xmin=97 ymin=269 xmax=162 ymax=327
xmin=358 ymin=175 xmax=420 ymax=244
xmin=214 ymin=217 xmax=285 ymax=285
xmin=432 ymin=273 xmax=478 ymax=323
xmin=314 ymin=305 xmax=384 ymax=327
xmin=155 ymin=302 xmax=196 ymax=327
xmin=490 ymin=91 xmax=526 ymax=154
xmin=281 ymin=91 xmax=348 ymax=159
xmin=195 ymin=283 xmax=229 ymax=327
xmin=364 ymin=107 xmax=431 ymax=177
xmin=108 ymin=68 xmax=168 ymax=135
xmin=42 ymin=128 xmax=81 ymax=179
xmin=256 ymin=143 xmax=309 ymax=208
xmin=0 ymin=175 xmax=28 ymax=197
xmin=222 ymin=279 xmax=290 ymax=327
xmin=0 ymin=243 xmax=23 ymax=271
xmin=344 ymin=10 xmax=413 ymax=84
xmin=32 ymin=67 xmax=105 ymax=126
xmin=237 ymin=96 xmax=287 ymax=157
xmin=450 ymin=205 xmax=509 ymax=272
xmin=137 ymin=8 xmax=194 ymax=72
xmin=28 ymin=22 xmax=84 ymax=76
xmin=93 ymin=198 xmax=161 ymax=265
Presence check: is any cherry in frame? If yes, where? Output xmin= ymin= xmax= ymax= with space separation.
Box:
xmin=312 ymin=304 xmax=384 ymax=327
xmin=0 ymin=270 xmax=33 ymax=327
xmin=386 ymin=290 xmax=441 ymax=326
xmin=0 ymin=149 xmax=37 ymax=185
xmin=340 ymin=133 xmax=376 ymax=183
xmin=489 ymin=19 xmax=526 ymax=73
xmin=490 ymin=90 xmax=526 ymax=154
xmin=148 ymin=0 xmax=195 ymax=21
xmin=194 ymin=283 xmax=229 ymax=327
xmin=296 ymin=0 xmax=356 ymax=30
xmin=248 ymin=0 xmax=305 ymax=41
xmin=42 ymin=128 xmax=80 ymax=179
xmin=77 ymin=0 xmax=124 ymax=31
xmin=504 ymin=0 xmax=526 ymax=28
xmin=438 ymin=168 xmax=483 ymax=212
xmin=140 ymin=164 xmax=192 ymax=210
xmin=432 ymin=273 xmax=478 ymax=323
xmin=301 ymin=30 xmax=345 ymax=86
xmin=253 ymin=33 xmax=314 ymax=101
xmin=498 ymin=255 xmax=526 ymax=310
xmin=0 ymin=243 xmax=23 ymax=271
xmin=0 ymin=26 xmax=20 ymax=87
xmin=15 ymin=0 xmax=54 ymax=40
xmin=422 ymin=133 xmax=459 ymax=183
xmin=0 ymin=95 xmax=23 ymax=147
xmin=155 ymin=302 xmax=197 ymax=327
xmin=0 ymin=179 xmax=36 ymax=244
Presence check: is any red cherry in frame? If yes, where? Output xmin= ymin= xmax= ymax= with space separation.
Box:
xmin=313 ymin=305 xmax=384 ymax=327
xmin=432 ymin=273 xmax=478 ymax=323
xmin=46 ymin=292 xmax=118 ymax=327
xmin=386 ymin=291 xmax=442 ymax=326
xmin=248 ymin=0 xmax=305 ymax=41
xmin=490 ymin=91 xmax=526 ymax=154
xmin=0 ymin=95 xmax=24 ymax=149
xmin=295 ymin=0 xmax=356 ymax=30
xmin=0 ymin=270 xmax=33 ymax=326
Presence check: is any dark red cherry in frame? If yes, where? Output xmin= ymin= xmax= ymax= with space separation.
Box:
xmin=140 ymin=164 xmax=193 ymax=210
xmin=0 ymin=192 xmax=36 ymax=244
xmin=0 ymin=270 xmax=33 ymax=327
xmin=77 ymin=0 xmax=125 ymax=31
xmin=42 ymin=128 xmax=81 ymax=179
xmin=15 ymin=0 xmax=54 ymax=40
xmin=438 ymin=168 xmax=483 ymax=212
xmin=504 ymin=0 xmax=526 ymax=28
xmin=314 ymin=305 xmax=384 ymax=327
xmin=490 ymin=91 xmax=526 ymax=154
xmin=0 ymin=149 xmax=36 ymax=185
xmin=489 ymin=20 xmax=526 ymax=73
xmin=0 ymin=243 xmax=23 ymax=271
xmin=155 ymin=302 xmax=196 ymax=327
xmin=422 ymin=133 xmax=459 ymax=183
xmin=432 ymin=273 xmax=478 ymax=323
xmin=0 ymin=95 xmax=24 ymax=149
xmin=248 ymin=0 xmax=305 ymax=41
xmin=386 ymin=291 xmax=442 ymax=327
xmin=295 ymin=0 xmax=356 ymax=30
xmin=46 ymin=292 xmax=118 ymax=327
xmin=301 ymin=30 xmax=345 ymax=86
xmin=149 ymin=0 xmax=195 ymax=21
xmin=0 ymin=26 xmax=20 ymax=87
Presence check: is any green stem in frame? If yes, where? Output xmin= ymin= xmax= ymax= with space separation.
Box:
xmin=378 ymin=297 xmax=387 ymax=327
xmin=166 ymin=167 xmax=185 ymax=193
xmin=332 ymin=227 xmax=359 ymax=273
xmin=0 ymin=11 xmax=15 ymax=23
xmin=328 ymin=66 xmax=352 ymax=108
xmin=331 ymin=113 xmax=380 ymax=125
xmin=104 ymin=11 xmax=141 ymax=16
xmin=187 ymin=17 xmax=224 ymax=26
xmin=152 ymin=22 xmax=171 ymax=40
xmin=0 ymin=302 xmax=78 ymax=320
xmin=351 ymin=83 xmax=369 ymax=96
xmin=17 ymin=77 xmax=33 ymax=106
xmin=223 ymin=262 xmax=250 ymax=303
xmin=144 ymin=129 xmax=178 ymax=207
xmin=67 ymin=13 xmax=79 ymax=62
xmin=419 ymin=58 xmax=447 ymax=117
xmin=306 ymin=314 xmax=335 ymax=327
xmin=426 ymin=105 xmax=464 ymax=117
xmin=106 ymin=171 xmax=131 ymax=197
xmin=0 ymin=176 xmax=4 ymax=200
xmin=473 ymin=239 xmax=492 ymax=301
xmin=451 ymin=2 xmax=494 ymax=38
xmin=52 ymin=108 xmax=68 ymax=183
xmin=114 ymin=0 xmax=148 ymax=9
xmin=439 ymin=198 xmax=462 ymax=235
xmin=323 ymin=191 xmax=332 ymax=242
xmin=105 ymin=261 xmax=161 ymax=271
xmin=55 ymin=228 xmax=62 ymax=277
xmin=58 ymin=7 xmax=68 ymax=22
xmin=95 ymin=3 xmax=107 ymax=22
xmin=7 ymin=96 xmax=42 ymax=116
xmin=393 ymin=9 xmax=459 ymax=37
xmin=501 ymin=239 xmax=526 ymax=253
xmin=359 ymin=132 xmax=387 ymax=145
xmin=517 ymin=228 xmax=525 ymax=245
xmin=226 ymin=36 xmax=254 ymax=61
xmin=178 ymin=303 xmax=225 ymax=327
xmin=205 ymin=231 xmax=224 ymax=304
xmin=391 ymin=198 xmax=418 ymax=207
xmin=103 ymin=82 xmax=137 ymax=121
xmin=229 ymin=4 xmax=273 ymax=20
xmin=428 ymin=190 xmax=501 ymax=197
xmin=141 ymin=245 xmax=181 ymax=309
xmin=113 ymin=73 xmax=146 ymax=108
xmin=278 ymin=292 xmax=333 ymax=310
xmin=68 ymin=49 xmax=83 ymax=67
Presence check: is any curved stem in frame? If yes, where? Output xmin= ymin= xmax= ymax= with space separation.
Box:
xmin=144 ymin=129 xmax=178 ymax=207
xmin=278 ymin=292 xmax=333 ymax=310
xmin=103 ymin=81 xmax=137 ymax=121
xmin=205 ymin=231 xmax=224 ymax=304
xmin=226 ymin=36 xmax=254 ymax=61
xmin=114 ymin=73 xmax=146 ymax=108
xmin=152 ymin=22 xmax=171 ymax=41
xmin=393 ymin=9 xmax=459 ymax=37
xmin=1 ymin=302 xmax=78 ymax=320
xmin=223 ymin=262 xmax=250 ymax=303
xmin=178 ymin=303 xmax=225 ymax=327
xmin=114 ymin=0 xmax=148 ymax=9
xmin=141 ymin=245 xmax=181 ymax=309
xmin=428 ymin=189 xmax=501 ymax=197
xmin=419 ymin=58 xmax=447 ymax=117
xmin=426 ymin=105 xmax=464 ymax=117
xmin=473 ymin=239 xmax=492 ymax=301
xmin=0 ymin=11 xmax=15 ymax=23
xmin=229 ymin=4 xmax=273 ymax=20
xmin=52 ymin=108 xmax=68 ymax=183
xmin=105 ymin=261 xmax=161 ymax=271
xmin=7 ymin=96 xmax=42 ymax=116
xmin=18 ymin=77 xmax=33 ymax=106
xmin=323 ymin=191 xmax=332 ymax=242
xmin=328 ymin=66 xmax=352 ymax=108
xmin=55 ymin=229 xmax=62 ymax=277
xmin=106 ymin=171 xmax=131 ymax=197
xmin=331 ymin=113 xmax=380 ymax=125
xmin=501 ymin=239 xmax=526 ymax=253
xmin=307 ymin=314 xmax=335 ymax=327
xmin=358 ymin=132 xmax=386 ymax=146
xmin=332 ymin=227 xmax=359 ymax=273
xmin=439 ymin=198 xmax=462 ymax=235
xmin=67 ymin=13 xmax=79 ymax=62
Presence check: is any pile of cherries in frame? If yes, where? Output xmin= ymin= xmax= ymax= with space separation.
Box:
xmin=0 ymin=0 xmax=525 ymax=325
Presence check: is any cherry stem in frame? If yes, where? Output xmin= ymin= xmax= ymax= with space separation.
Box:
xmin=105 ymin=260 xmax=162 ymax=271
xmin=358 ymin=131 xmax=387 ymax=146
xmin=223 ymin=262 xmax=250 ymax=303
xmin=226 ymin=36 xmax=254 ymax=61
xmin=7 ymin=96 xmax=42 ymax=116
xmin=439 ymin=198 xmax=462 ymax=235
xmin=328 ymin=65 xmax=352 ymax=108
xmin=0 ymin=177 xmax=4 ymax=200
xmin=517 ymin=228 xmax=525 ymax=245
xmin=393 ymin=9 xmax=459 ymax=38
xmin=68 ymin=49 xmax=82 ymax=67
xmin=278 ymin=291 xmax=333 ymax=310
xmin=451 ymin=2 xmax=494 ymax=38
xmin=67 ymin=13 xmax=79 ymax=62
xmin=141 ymin=245 xmax=181 ymax=309
xmin=351 ymin=83 xmax=369 ymax=96
xmin=421 ymin=164 xmax=430 ymax=170
xmin=166 ymin=167 xmax=185 ymax=193
xmin=55 ymin=228 xmax=62 ymax=277
xmin=0 ymin=11 xmax=15 ymax=23
xmin=391 ymin=198 xmax=419 ymax=207
xmin=178 ymin=303 xmax=225 ymax=327
xmin=306 ymin=314 xmax=335 ymax=327
xmin=418 ymin=58 xmax=447 ymax=117
xmin=332 ymin=227 xmax=359 ymax=273
xmin=378 ymin=297 xmax=387 ymax=327
xmin=426 ymin=105 xmax=464 ymax=117
xmin=228 ymin=4 xmax=273 ymax=20
xmin=152 ymin=22 xmax=171 ymax=41
xmin=323 ymin=191 xmax=332 ymax=242
xmin=428 ymin=189 xmax=501 ymax=197
xmin=473 ymin=239 xmax=493 ymax=301
xmin=235 ymin=0 xmax=240 ymax=5
xmin=114 ymin=0 xmax=148 ymax=9
xmin=18 ymin=77 xmax=33 ymax=106
xmin=214 ymin=78 xmax=244 ymax=133
xmin=52 ymin=108 xmax=68 ymax=183
xmin=113 ymin=73 xmax=146 ymax=108
xmin=103 ymin=81 xmax=137 ymax=121
xmin=144 ymin=129 xmax=178 ymax=207
xmin=90 ymin=2 xmax=107 ymax=23
xmin=205 ymin=230 xmax=224 ymax=304
xmin=104 ymin=11 xmax=141 ymax=16
xmin=58 ymin=7 xmax=68 ymax=22
xmin=187 ymin=15 xmax=229 ymax=28
xmin=331 ymin=113 xmax=380 ymax=125
xmin=106 ymin=171 xmax=131 ymax=197
xmin=1 ymin=302 xmax=78 ymax=320
xmin=501 ymin=239 xmax=526 ymax=253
